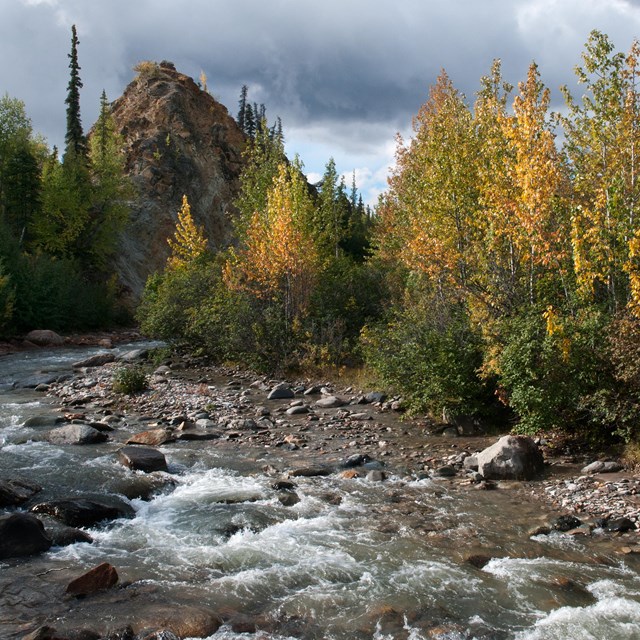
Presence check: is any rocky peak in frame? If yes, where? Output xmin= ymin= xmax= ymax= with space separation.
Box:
xmin=110 ymin=61 xmax=246 ymax=301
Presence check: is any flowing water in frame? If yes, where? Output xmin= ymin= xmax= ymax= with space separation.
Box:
xmin=2 ymin=345 xmax=640 ymax=639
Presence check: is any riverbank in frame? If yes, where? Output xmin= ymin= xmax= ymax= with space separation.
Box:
xmin=44 ymin=348 xmax=640 ymax=546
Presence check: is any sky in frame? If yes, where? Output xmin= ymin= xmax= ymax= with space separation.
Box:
xmin=2 ymin=0 xmax=640 ymax=206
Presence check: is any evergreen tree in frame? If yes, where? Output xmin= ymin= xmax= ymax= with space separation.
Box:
xmin=237 ymin=84 xmax=248 ymax=132
xmin=245 ymin=103 xmax=255 ymax=138
xmin=64 ymin=24 xmax=87 ymax=161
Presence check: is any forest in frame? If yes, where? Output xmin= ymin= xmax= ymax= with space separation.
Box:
xmin=3 ymin=28 xmax=640 ymax=453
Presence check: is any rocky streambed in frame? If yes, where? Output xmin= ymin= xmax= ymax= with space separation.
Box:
xmin=2 ymin=343 xmax=640 ymax=639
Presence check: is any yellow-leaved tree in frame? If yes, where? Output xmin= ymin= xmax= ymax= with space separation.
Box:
xmin=167 ymin=195 xmax=208 ymax=269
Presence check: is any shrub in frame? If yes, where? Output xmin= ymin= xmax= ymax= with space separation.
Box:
xmin=112 ymin=366 xmax=148 ymax=395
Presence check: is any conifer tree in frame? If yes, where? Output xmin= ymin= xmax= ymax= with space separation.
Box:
xmin=237 ymin=84 xmax=248 ymax=132
xmin=64 ymin=24 xmax=87 ymax=161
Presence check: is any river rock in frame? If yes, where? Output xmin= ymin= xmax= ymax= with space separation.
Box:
xmin=315 ymin=395 xmax=347 ymax=408
xmin=551 ymin=515 xmax=583 ymax=532
xmin=0 ymin=477 xmax=42 ymax=506
xmin=286 ymin=405 xmax=309 ymax=415
xmin=0 ymin=513 xmax=52 ymax=558
xmin=131 ymin=605 xmax=222 ymax=638
xmin=278 ymin=492 xmax=301 ymax=506
xmin=23 ymin=414 xmax=61 ymax=427
xmin=46 ymin=424 xmax=109 ymax=445
xmin=31 ymin=498 xmax=135 ymax=527
xmin=66 ymin=562 xmax=119 ymax=596
xmin=476 ymin=435 xmax=544 ymax=480
xmin=289 ymin=466 xmax=333 ymax=478
xmin=463 ymin=455 xmax=479 ymax=471
xmin=364 ymin=391 xmax=387 ymax=404
xmin=581 ymin=460 xmax=624 ymax=474
xmin=44 ymin=519 xmax=94 ymax=547
xmin=126 ymin=428 xmax=176 ymax=446
xmin=118 ymin=348 xmax=149 ymax=363
xmin=73 ymin=353 xmax=116 ymax=368
xmin=366 ymin=470 xmax=386 ymax=482
xmin=118 ymin=446 xmax=168 ymax=472
xmin=604 ymin=517 xmax=636 ymax=533
xmin=342 ymin=453 xmax=372 ymax=468
xmin=25 ymin=329 xmax=64 ymax=346
xmin=303 ymin=384 xmax=323 ymax=395
xmin=267 ymin=383 xmax=295 ymax=400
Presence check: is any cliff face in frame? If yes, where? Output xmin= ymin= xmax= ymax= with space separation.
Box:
xmin=110 ymin=61 xmax=245 ymax=300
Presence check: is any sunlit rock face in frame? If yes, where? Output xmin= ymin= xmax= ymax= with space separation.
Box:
xmin=110 ymin=61 xmax=246 ymax=301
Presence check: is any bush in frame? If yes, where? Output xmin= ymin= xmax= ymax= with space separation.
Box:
xmin=361 ymin=286 xmax=492 ymax=419
xmin=112 ymin=366 xmax=148 ymax=394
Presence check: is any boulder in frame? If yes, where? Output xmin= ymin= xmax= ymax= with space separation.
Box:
xmin=46 ymin=424 xmax=109 ymax=445
xmin=581 ymin=460 xmax=624 ymax=474
xmin=289 ymin=466 xmax=334 ymax=478
xmin=364 ymin=391 xmax=387 ymax=404
xmin=342 ymin=453 xmax=372 ymax=468
xmin=551 ymin=515 xmax=583 ymax=532
xmin=118 ymin=348 xmax=149 ymax=362
xmin=286 ymin=405 xmax=309 ymax=416
xmin=267 ymin=383 xmax=295 ymax=400
xmin=315 ymin=395 xmax=347 ymax=408
xmin=23 ymin=414 xmax=61 ymax=428
xmin=31 ymin=498 xmax=135 ymax=527
xmin=0 ymin=513 xmax=52 ymax=558
xmin=73 ymin=353 xmax=116 ymax=368
xmin=25 ymin=329 xmax=64 ymax=346
xmin=118 ymin=445 xmax=168 ymax=472
xmin=126 ymin=428 xmax=176 ymax=446
xmin=476 ymin=435 xmax=544 ymax=480
xmin=0 ymin=477 xmax=42 ymax=507
xmin=66 ymin=562 xmax=119 ymax=596
xmin=130 ymin=605 xmax=222 ymax=638
xmin=604 ymin=517 xmax=636 ymax=533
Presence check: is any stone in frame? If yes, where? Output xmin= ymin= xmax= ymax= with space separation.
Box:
xmin=130 ymin=605 xmax=222 ymax=638
xmin=342 ymin=453 xmax=373 ymax=468
xmin=366 ymin=470 xmax=386 ymax=482
xmin=604 ymin=517 xmax=636 ymax=533
xmin=435 ymin=465 xmax=457 ymax=478
xmin=44 ymin=519 xmax=94 ymax=547
xmin=581 ymin=460 xmax=624 ymax=474
xmin=340 ymin=469 xmax=360 ymax=479
xmin=476 ymin=435 xmax=544 ymax=480
xmin=315 ymin=395 xmax=347 ymax=408
xmin=118 ymin=348 xmax=149 ymax=362
xmin=195 ymin=418 xmax=216 ymax=429
xmin=23 ymin=414 xmax=61 ymax=427
xmin=278 ymin=492 xmax=301 ymax=507
xmin=73 ymin=353 xmax=116 ymax=368
xmin=46 ymin=424 xmax=109 ymax=445
xmin=303 ymin=385 xmax=323 ymax=395
xmin=118 ymin=445 xmax=168 ymax=472
xmin=267 ymin=383 xmax=295 ymax=400
xmin=463 ymin=455 xmax=479 ymax=471
xmin=126 ymin=428 xmax=176 ymax=446
xmin=0 ymin=513 xmax=52 ymax=559
xmin=551 ymin=515 xmax=583 ymax=532
xmin=66 ymin=562 xmax=119 ymax=596
xmin=31 ymin=498 xmax=135 ymax=527
xmin=441 ymin=427 xmax=459 ymax=438
xmin=25 ymin=329 xmax=64 ymax=346
xmin=364 ymin=391 xmax=387 ymax=404
xmin=286 ymin=405 xmax=309 ymax=415
xmin=465 ymin=554 xmax=493 ymax=569
xmin=0 ymin=477 xmax=42 ymax=507
xmin=289 ymin=466 xmax=334 ymax=478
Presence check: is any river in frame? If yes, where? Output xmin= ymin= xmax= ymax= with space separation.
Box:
xmin=1 ymin=344 xmax=640 ymax=639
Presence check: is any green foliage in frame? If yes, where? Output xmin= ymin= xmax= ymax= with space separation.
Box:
xmin=112 ymin=366 xmax=148 ymax=395
xmin=64 ymin=25 xmax=87 ymax=161
xmin=0 ymin=258 xmax=15 ymax=337
xmin=496 ymin=308 xmax=610 ymax=435
xmin=361 ymin=283 xmax=492 ymax=418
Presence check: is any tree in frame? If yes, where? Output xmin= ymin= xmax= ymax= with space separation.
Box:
xmin=167 ymin=194 xmax=208 ymax=269
xmin=237 ymin=84 xmax=248 ymax=132
xmin=64 ymin=24 xmax=87 ymax=162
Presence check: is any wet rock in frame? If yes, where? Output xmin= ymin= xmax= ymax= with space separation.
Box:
xmin=342 ymin=453 xmax=372 ymax=468
xmin=25 ymin=329 xmax=64 ymax=346
xmin=0 ymin=477 xmax=42 ymax=506
xmin=131 ymin=605 xmax=222 ymax=638
xmin=16 ymin=373 xmax=60 ymax=388
xmin=315 ymin=395 xmax=347 ymax=408
xmin=303 ymin=384 xmax=323 ymax=395
xmin=46 ymin=424 xmax=109 ymax=445
xmin=465 ymin=554 xmax=493 ymax=569
xmin=529 ymin=525 xmax=552 ymax=536
xmin=581 ymin=460 xmax=624 ymax=474
xmin=278 ymin=492 xmax=301 ymax=506
xmin=289 ymin=466 xmax=334 ymax=478
xmin=66 ymin=562 xmax=119 ymax=596
xmin=286 ymin=405 xmax=309 ymax=415
xmin=126 ymin=428 xmax=176 ymax=446
xmin=102 ymin=626 xmax=135 ymax=640
xmin=272 ymin=479 xmax=297 ymax=491
xmin=551 ymin=515 xmax=583 ymax=532
xmin=366 ymin=470 xmax=386 ymax=482
xmin=435 ymin=465 xmax=457 ymax=478
xmin=137 ymin=631 xmax=179 ymax=640
xmin=31 ymin=497 xmax=135 ymax=527
xmin=73 ymin=353 xmax=116 ymax=368
xmin=267 ymin=383 xmax=295 ymax=400
xmin=23 ymin=626 xmax=58 ymax=640
xmin=175 ymin=429 xmax=222 ymax=441
xmin=118 ymin=445 xmax=168 ymax=472
xmin=112 ymin=475 xmax=175 ymax=501
xmin=0 ymin=512 xmax=52 ymax=558
xmin=476 ymin=435 xmax=544 ymax=480
xmin=604 ymin=517 xmax=636 ymax=533
xmin=340 ymin=469 xmax=361 ymax=479
xmin=23 ymin=414 xmax=61 ymax=428
xmin=118 ymin=348 xmax=149 ymax=363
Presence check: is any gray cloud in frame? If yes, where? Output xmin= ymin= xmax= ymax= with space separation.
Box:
xmin=3 ymin=0 xmax=640 ymax=203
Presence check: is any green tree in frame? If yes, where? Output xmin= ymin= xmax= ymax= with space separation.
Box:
xmin=237 ymin=84 xmax=248 ymax=133
xmin=64 ymin=24 xmax=87 ymax=162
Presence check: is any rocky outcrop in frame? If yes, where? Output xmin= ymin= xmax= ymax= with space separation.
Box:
xmin=110 ymin=61 xmax=246 ymax=301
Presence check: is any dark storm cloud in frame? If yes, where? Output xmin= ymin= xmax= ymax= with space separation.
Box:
xmin=3 ymin=0 xmax=640 ymax=201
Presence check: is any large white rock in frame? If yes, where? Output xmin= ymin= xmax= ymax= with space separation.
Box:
xmin=476 ymin=435 xmax=544 ymax=480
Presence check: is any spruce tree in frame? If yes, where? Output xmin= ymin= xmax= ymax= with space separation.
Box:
xmin=64 ymin=24 xmax=87 ymax=161
xmin=237 ymin=84 xmax=248 ymax=132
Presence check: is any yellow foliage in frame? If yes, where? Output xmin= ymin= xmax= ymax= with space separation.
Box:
xmin=167 ymin=195 xmax=208 ymax=269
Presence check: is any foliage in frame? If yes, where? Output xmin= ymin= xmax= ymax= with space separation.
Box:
xmin=167 ymin=195 xmax=208 ymax=269
xmin=133 ymin=60 xmax=161 ymax=78
xmin=65 ymin=25 xmax=87 ymax=161
xmin=112 ymin=366 xmax=148 ymax=395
